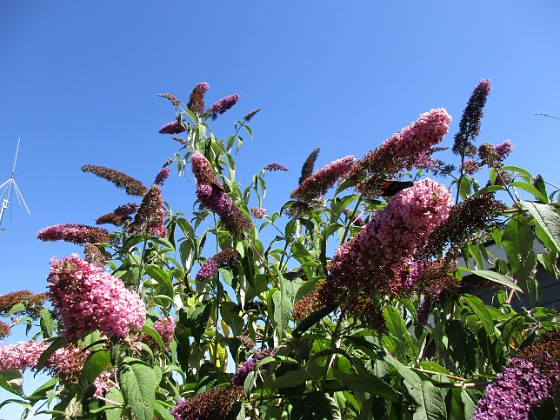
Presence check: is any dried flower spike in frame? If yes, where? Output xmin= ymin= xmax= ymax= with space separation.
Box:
xmin=81 ymin=165 xmax=148 ymax=196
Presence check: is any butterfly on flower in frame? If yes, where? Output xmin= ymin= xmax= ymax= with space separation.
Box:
xmin=379 ymin=180 xmax=414 ymax=197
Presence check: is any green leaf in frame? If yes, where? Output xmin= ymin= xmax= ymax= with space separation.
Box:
xmin=459 ymin=389 xmax=479 ymax=419
xmin=272 ymin=289 xmax=291 ymax=339
xmin=242 ymin=247 xmax=256 ymax=288
xmin=462 ymin=294 xmax=497 ymax=338
xmin=154 ymin=400 xmax=175 ymax=420
xmin=104 ymin=387 xmax=125 ymax=420
xmin=291 ymin=391 xmax=341 ymax=420
xmin=0 ymin=370 xmax=24 ymax=396
xmin=383 ymin=306 xmax=417 ymax=357
xmin=459 ymin=268 xmax=521 ymax=291
xmin=145 ymin=264 xmax=174 ymax=298
xmin=522 ymin=201 xmax=560 ymax=252
xmin=411 ymin=381 xmax=447 ymax=420
xmin=178 ymin=300 xmax=212 ymax=342
xmin=80 ymin=348 xmax=111 ymax=383
xmin=503 ymin=215 xmax=538 ymax=306
xmin=36 ymin=337 xmax=66 ymax=372
xmin=39 ymin=308 xmax=55 ymax=337
xmin=271 ymin=369 xmax=311 ymax=388
xmin=28 ymin=377 xmax=58 ymax=402
xmin=501 ymin=165 xmax=533 ymax=182
xmin=510 ymin=182 xmax=548 ymax=203
xmin=118 ymin=358 xmax=156 ymax=420
xmin=332 ymin=368 xmax=398 ymax=402
xmin=141 ymin=325 xmax=166 ymax=351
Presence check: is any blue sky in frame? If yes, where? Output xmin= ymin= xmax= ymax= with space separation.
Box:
xmin=1 ymin=1 xmax=560 ymax=416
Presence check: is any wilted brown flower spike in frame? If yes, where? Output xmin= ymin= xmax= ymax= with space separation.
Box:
xmin=81 ymin=165 xmax=148 ymax=196
xmin=157 ymin=93 xmax=181 ymax=107
xmin=423 ymin=193 xmax=506 ymax=258
xmin=0 ymin=321 xmax=10 ymax=339
xmin=127 ymin=185 xmax=167 ymax=237
xmin=299 ymin=148 xmax=320 ymax=185
xmin=187 ymin=82 xmax=210 ymax=114
xmin=170 ymin=386 xmax=244 ymax=419
xmin=263 ymin=163 xmax=288 ymax=172
xmin=244 ymin=108 xmax=261 ymax=122
xmin=0 ymin=290 xmax=47 ymax=320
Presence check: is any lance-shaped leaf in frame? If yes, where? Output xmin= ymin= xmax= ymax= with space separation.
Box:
xmin=522 ymin=200 xmax=560 ymax=252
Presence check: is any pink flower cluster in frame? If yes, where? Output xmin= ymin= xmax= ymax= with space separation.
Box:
xmin=187 ymin=82 xmax=210 ymax=113
xmin=93 ymin=372 xmax=115 ymax=399
xmin=48 ymin=255 xmax=146 ymax=342
xmin=46 ymin=344 xmax=89 ymax=382
xmin=251 ymin=207 xmax=267 ymax=219
xmin=153 ymin=316 xmax=175 ymax=349
xmin=328 ymin=179 xmax=453 ymax=293
xmin=37 ymin=224 xmax=110 ymax=245
xmin=191 ymin=152 xmax=219 ymax=186
xmin=355 ymin=109 xmax=451 ymax=195
xmin=0 ymin=340 xmax=90 ymax=383
xmin=291 ymin=156 xmax=356 ymax=203
xmin=495 ymin=139 xmax=513 ymax=160
xmin=0 ymin=340 xmax=46 ymax=371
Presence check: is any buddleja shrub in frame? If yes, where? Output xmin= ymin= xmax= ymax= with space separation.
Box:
xmin=1 ymin=80 xmax=560 ymax=419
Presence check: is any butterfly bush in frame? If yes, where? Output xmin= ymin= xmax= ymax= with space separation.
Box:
xmin=12 ymin=80 xmax=560 ymax=418
xmin=250 ymin=207 xmax=267 ymax=218
xmin=47 ymin=255 xmax=146 ymax=342
xmin=321 ymin=179 xmax=453 ymax=321
xmin=191 ymin=152 xmax=219 ymax=186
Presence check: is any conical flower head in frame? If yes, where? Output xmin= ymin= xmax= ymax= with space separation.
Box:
xmin=47 ymin=255 xmax=146 ymax=342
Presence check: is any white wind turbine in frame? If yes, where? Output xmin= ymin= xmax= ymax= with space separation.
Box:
xmin=0 ymin=138 xmax=30 ymax=231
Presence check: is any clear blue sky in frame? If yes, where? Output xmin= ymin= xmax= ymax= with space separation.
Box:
xmin=1 ymin=1 xmax=560 ymax=416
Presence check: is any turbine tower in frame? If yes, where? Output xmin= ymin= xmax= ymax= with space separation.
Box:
xmin=0 ymin=138 xmax=30 ymax=230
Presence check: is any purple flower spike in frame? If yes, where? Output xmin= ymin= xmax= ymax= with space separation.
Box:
xmin=159 ymin=118 xmax=185 ymax=135
xmin=207 ymin=94 xmax=240 ymax=119
xmin=153 ymin=167 xmax=170 ymax=186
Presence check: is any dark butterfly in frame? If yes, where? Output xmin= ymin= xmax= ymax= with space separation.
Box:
xmin=211 ymin=181 xmax=226 ymax=192
xmin=380 ymin=180 xmax=414 ymax=197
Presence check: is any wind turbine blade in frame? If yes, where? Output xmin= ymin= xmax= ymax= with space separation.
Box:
xmin=12 ymin=181 xmax=30 ymax=214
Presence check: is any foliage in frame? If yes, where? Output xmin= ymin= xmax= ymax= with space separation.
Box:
xmin=2 ymin=81 xmax=560 ymax=419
